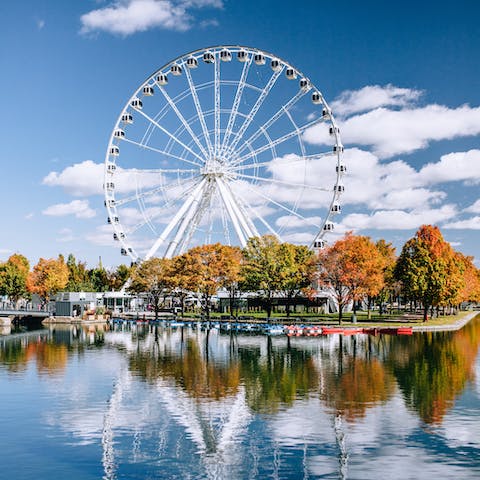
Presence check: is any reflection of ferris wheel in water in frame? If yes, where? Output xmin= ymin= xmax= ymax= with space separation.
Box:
xmin=104 ymin=46 xmax=345 ymax=261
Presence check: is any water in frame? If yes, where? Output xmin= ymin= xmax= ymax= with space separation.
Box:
xmin=1 ymin=317 xmax=479 ymax=479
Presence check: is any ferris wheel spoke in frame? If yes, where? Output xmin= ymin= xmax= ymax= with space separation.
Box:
xmin=231 ymin=151 xmax=332 ymax=172
xmin=233 ymin=172 xmax=330 ymax=191
xmin=243 ymin=201 xmax=281 ymax=240
xmin=231 ymin=117 xmax=323 ymax=167
xmin=184 ymin=65 xmax=214 ymax=157
xmin=239 ymin=181 xmax=322 ymax=229
xmin=214 ymin=54 xmax=221 ymax=156
xmin=224 ymin=67 xmax=284 ymax=157
xmin=122 ymin=137 xmax=203 ymax=169
xmin=220 ymin=56 xmax=253 ymax=156
xmin=156 ymin=85 xmax=210 ymax=159
xmin=115 ymin=174 xmax=200 ymax=207
xmin=135 ymin=108 xmax=205 ymax=165
xmin=234 ymin=89 xmax=309 ymax=158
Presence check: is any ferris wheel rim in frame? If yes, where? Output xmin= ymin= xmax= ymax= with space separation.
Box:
xmin=104 ymin=45 xmax=344 ymax=261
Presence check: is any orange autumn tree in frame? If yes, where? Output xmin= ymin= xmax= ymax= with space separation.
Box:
xmin=179 ymin=243 xmax=242 ymax=319
xmin=27 ymin=256 xmax=69 ymax=305
xmin=453 ymin=252 xmax=480 ymax=305
xmin=317 ymin=233 xmax=386 ymax=322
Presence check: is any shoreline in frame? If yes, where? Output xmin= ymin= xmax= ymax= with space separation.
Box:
xmin=41 ymin=311 xmax=479 ymax=332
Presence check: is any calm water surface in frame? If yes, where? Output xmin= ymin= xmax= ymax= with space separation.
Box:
xmin=1 ymin=317 xmax=479 ymax=479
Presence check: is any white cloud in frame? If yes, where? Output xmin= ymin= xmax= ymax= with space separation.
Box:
xmin=80 ymin=0 xmax=222 ymax=36
xmin=275 ymin=215 xmax=322 ymax=229
xmin=465 ymin=199 xmax=480 ymax=213
xmin=331 ymin=84 xmax=422 ymax=117
xmin=36 ymin=19 xmax=45 ymax=30
xmin=443 ymin=216 xmax=480 ymax=230
xmin=304 ymin=85 xmax=480 ymax=158
xmin=43 ymin=200 xmax=96 ymax=219
xmin=25 ymin=212 xmax=34 ymax=220
xmin=57 ymin=228 xmax=75 ymax=242
xmin=418 ymin=149 xmax=480 ymax=185
xmin=43 ymin=160 xmax=163 ymax=197
xmin=341 ymin=204 xmax=457 ymax=231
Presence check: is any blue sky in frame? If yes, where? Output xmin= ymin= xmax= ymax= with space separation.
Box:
xmin=0 ymin=0 xmax=479 ymax=268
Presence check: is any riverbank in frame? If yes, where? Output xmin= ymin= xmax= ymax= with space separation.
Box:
xmin=109 ymin=309 xmax=479 ymax=332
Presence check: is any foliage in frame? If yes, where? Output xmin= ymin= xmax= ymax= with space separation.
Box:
xmin=176 ymin=244 xmax=242 ymax=318
xmin=241 ymin=236 xmax=315 ymax=317
xmin=0 ymin=254 xmax=30 ymax=306
xmin=317 ymin=233 xmax=386 ymax=321
xmin=107 ymin=264 xmax=132 ymax=291
xmin=65 ymin=253 xmax=93 ymax=291
xmin=128 ymin=257 xmax=173 ymax=319
xmin=395 ymin=225 xmax=461 ymax=320
xmin=26 ymin=256 xmax=69 ymax=304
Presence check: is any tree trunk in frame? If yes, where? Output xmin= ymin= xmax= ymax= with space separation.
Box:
xmin=423 ymin=303 xmax=429 ymax=322
xmin=367 ymin=296 xmax=372 ymax=320
xmin=286 ymin=294 xmax=291 ymax=318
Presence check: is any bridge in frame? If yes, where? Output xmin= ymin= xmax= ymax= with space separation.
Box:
xmin=0 ymin=308 xmax=52 ymax=322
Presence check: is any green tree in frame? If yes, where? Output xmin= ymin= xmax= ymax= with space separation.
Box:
xmin=240 ymin=235 xmax=283 ymax=318
xmin=0 ymin=254 xmax=30 ymax=307
xmin=88 ymin=266 xmax=110 ymax=292
xmin=108 ymin=264 xmax=132 ymax=291
xmin=395 ymin=225 xmax=460 ymax=321
xmin=66 ymin=253 xmax=93 ymax=291
xmin=277 ymin=243 xmax=316 ymax=317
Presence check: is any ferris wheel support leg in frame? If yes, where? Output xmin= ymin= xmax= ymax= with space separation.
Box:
xmin=165 ymin=182 xmax=207 ymax=258
xmin=145 ymin=178 xmax=207 ymax=259
xmin=217 ymin=178 xmax=255 ymax=243
xmin=216 ymin=180 xmax=248 ymax=246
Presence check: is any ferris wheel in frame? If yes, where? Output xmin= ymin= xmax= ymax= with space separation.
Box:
xmin=104 ymin=46 xmax=345 ymax=261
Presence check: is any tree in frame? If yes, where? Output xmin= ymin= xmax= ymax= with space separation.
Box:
xmin=88 ymin=266 xmax=110 ymax=292
xmin=65 ymin=253 xmax=93 ymax=291
xmin=394 ymin=225 xmax=460 ymax=321
xmin=277 ymin=243 xmax=316 ymax=317
xmin=317 ymin=242 xmax=352 ymax=323
xmin=373 ymin=240 xmax=397 ymax=317
xmin=27 ymin=256 xmax=69 ymax=305
xmin=317 ymin=233 xmax=386 ymax=322
xmin=108 ymin=264 xmax=132 ymax=291
xmin=240 ymin=235 xmax=283 ymax=318
xmin=128 ymin=258 xmax=173 ymax=319
xmin=0 ymin=254 xmax=30 ymax=307
xmin=452 ymin=252 xmax=480 ymax=305
xmin=178 ymin=244 xmax=241 ymax=319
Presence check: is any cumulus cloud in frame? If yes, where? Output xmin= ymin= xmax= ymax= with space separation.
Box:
xmin=43 ymin=200 xmax=96 ymax=219
xmin=465 ymin=199 xmax=480 ymax=213
xmin=443 ymin=216 xmax=480 ymax=230
xmin=57 ymin=228 xmax=75 ymax=242
xmin=418 ymin=149 xmax=480 ymax=185
xmin=80 ymin=0 xmax=222 ymax=36
xmin=331 ymin=84 xmax=423 ymax=117
xmin=304 ymin=84 xmax=480 ymax=158
xmin=43 ymin=160 xmax=163 ymax=197
xmin=341 ymin=204 xmax=457 ymax=231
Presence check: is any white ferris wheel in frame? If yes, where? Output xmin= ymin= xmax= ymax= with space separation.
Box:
xmin=104 ymin=46 xmax=345 ymax=261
